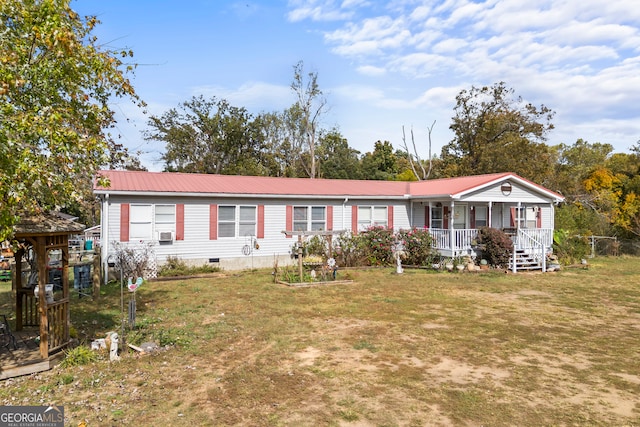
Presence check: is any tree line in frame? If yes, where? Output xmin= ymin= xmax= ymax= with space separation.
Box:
xmin=145 ymin=78 xmax=640 ymax=242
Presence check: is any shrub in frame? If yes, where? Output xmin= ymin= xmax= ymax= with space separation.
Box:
xmin=158 ymin=256 xmax=220 ymax=277
xmin=305 ymin=235 xmax=329 ymax=257
xmin=60 ymin=345 xmax=97 ymax=368
xmin=396 ymin=228 xmax=436 ymax=266
xmin=359 ymin=226 xmax=395 ymax=266
xmin=553 ymin=229 xmax=590 ymax=264
xmin=476 ymin=227 xmax=513 ymax=268
xmin=332 ymin=232 xmax=366 ymax=267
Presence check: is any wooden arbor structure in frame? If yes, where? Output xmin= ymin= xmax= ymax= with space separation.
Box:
xmin=281 ymin=229 xmax=346 ymax=279
xmin=12 ymin=214 xmax=84 ymax=359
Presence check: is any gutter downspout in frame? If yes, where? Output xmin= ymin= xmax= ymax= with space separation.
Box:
xmin=342 ymin=197 xmax=348 ymax=231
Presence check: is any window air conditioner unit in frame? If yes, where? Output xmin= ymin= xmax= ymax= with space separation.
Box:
xmin=158 ymin=231 xmax=173 ymax=242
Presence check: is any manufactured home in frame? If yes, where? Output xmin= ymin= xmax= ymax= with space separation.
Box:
xmin=93 ymin=170 xmax=564 ymax=277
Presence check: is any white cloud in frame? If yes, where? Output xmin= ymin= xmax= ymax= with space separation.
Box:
xmin=356 ymin=65 xmax=387 ymax=76
xmin=194 ymin=82 xmax=293 ymax=112
xmin=286 ymin=0 xmax=356 ymax=22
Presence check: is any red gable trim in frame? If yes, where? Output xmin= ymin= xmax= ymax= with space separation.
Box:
xmin=120 ymin=204 xmax=129 ymax=242
xmin=209 ymin=204 xmax=217 ymax=240
xmin=176 ymin=204 xmax=185 ymax=240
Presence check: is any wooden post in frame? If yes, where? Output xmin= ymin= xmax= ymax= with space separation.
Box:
xmin=37 ymin=236 xmax=49 ymax=359
xmin=298 ymin=235 xmax=303 ymax=281
xmin=92 ymin=246 xmax=101 ymax=300
xmin=62 ymin=240 xmax=70 ymax=348
xmin=15 ymin=249 xmax=23 ymax=331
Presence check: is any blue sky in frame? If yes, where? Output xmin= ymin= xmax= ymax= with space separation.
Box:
xmin=73 ymin=0 xmax=640 ymax=172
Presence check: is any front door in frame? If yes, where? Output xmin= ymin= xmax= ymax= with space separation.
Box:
xmin=453 ymin=205 xmax=466 ymax=229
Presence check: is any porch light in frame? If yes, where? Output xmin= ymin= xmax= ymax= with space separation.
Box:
xmin=501 ymin=182 xmax=512 ymax=196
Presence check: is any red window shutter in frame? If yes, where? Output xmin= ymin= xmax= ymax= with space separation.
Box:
xmin=351 ymin=205 xmax=358 ymax=234
xmin=176 ymin=204 xmax=185 ymax=240
xmin=257 ymin=205 xmax=265 ymax=238
xmin=537 ymin=208 xmax=542 ymax=228
xmin=326 ymin=205 xmax=333 ymax=231
xmin=285 ymin=205 xmax=293 ymax=238
xmin=209 ymin=204 xmax=217 ymax=240
xmin=120 ymin=204 xmax=129 ymax=242
xmin=387 ymin=205 xmax=394 ymax=229
xmin=425 ymin=205 xmax=430 ymax=228
xmin=470 ymin=206 xmax=476 ymax=229
xmin=510 ymin=207 xmax=516 ymax=227
xmin=443 ymin=206 xmax=449 ymax=229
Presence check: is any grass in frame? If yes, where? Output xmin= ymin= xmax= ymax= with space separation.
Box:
xmin=0 ymin=257 xmax=639 ymax=425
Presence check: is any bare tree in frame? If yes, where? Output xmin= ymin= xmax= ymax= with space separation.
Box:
xmin=401 ymin=120 xmax=436 ymax=180
xmin=291 ymin=61 xmax=327 ymax=179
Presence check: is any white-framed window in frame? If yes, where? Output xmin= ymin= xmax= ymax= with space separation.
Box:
xmin=129 ymin=204 xmax=153 ymax=240
xmin=474 ymin=206 xmax=487 ymax=227
xmin=155 ymin=205 xmax=176 ymax=233
xmin=431 ymin=205 xmax=443 ymax=229
xmin=239 ymin=206 xmax=257 ymax=236
xmin=218 ymin=205 xmax=257 ymax=237
xmin=358 ymin=206 xmax=387 ymax=229
xmin=294 ymin=206 xmax=326 ymax=231
xmin=515 ymin=207 xmax=538 ymax=228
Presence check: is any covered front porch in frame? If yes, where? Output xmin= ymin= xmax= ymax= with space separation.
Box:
xmin=414 ymin=196 xmax=557 ymax=271
xmin=428 ymin=227 xmax=554 ymax=271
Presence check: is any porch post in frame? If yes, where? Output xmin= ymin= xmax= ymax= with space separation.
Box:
xmin=513 ymin=202 xmax=521 ymax=273
xmin=449 ymin=201 xmax=455 ymax=256
xmin=488 ymin=201 xmax=492 ymax=228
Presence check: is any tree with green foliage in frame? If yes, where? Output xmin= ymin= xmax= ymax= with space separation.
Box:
xmin=361 ymin=141 xmax=400 ymax=180
xmin=552 ymin=139 xmax=614 ymax=199
xmin=317 ymin=129 xmax=362 ymax=179
xmin=441 ymin=82 xmax=555 ymax=183
xmin=146 ymin=95 xmax=270 ymax=175
xmin=0 ymin=0 xmax=143 ymax=240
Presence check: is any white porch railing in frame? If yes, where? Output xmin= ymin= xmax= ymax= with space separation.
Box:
xmin=428 ymin=228 xmax=553 ymax=260
xmin=513 ymin=228 xmax=553 ymax=250
xmin=428 ymin=228 xmax=479 ymax=256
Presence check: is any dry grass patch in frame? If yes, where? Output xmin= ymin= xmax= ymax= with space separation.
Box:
xmin=0 ymin=258 xmax=639 ymax=426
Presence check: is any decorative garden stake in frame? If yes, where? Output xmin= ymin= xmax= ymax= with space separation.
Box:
xmin=127 ymin=277 xmax=142 ymax=329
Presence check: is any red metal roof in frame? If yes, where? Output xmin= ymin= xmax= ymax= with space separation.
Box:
xmin=94 ymin=170 xmax=563 ymax=200
xmin=94 ymin=170 xmax=411 ymax=197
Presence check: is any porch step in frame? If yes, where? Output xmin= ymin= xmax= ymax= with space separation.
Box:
xmin=509 ymin=249 xmax=543 ymax=271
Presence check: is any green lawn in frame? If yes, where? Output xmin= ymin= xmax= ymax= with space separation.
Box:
xmin=1 ymin=257 xmax=639 ymax=426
